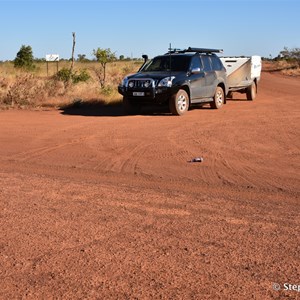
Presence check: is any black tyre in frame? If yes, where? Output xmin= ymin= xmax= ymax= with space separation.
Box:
xmin=246 ymin=82 xmax=257 ymax=101
xmin=123 ymin=97 xmax=141 ymax=115
xmin=210 ymin=86 xmax=224 ymax=109
xmin=169 ymin=89 xmax=189 ymax=116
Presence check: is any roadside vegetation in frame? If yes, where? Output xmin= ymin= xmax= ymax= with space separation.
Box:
xmin=0 ymin=59 xmax=142 ymax=109
xmin=262 ymin=47 xmax=300 ymax=76
xmin=0 ymin=45 xmax=142 ymax=109
xmin=0 ymin=45 xmax=299 ymax=110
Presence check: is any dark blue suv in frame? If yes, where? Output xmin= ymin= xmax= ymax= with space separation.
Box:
xmin=118 ymin=47 xmax=228 ymax=115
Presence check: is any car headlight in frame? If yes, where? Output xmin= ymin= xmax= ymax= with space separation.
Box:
xmin=121 ymin=77 xmax=128 ymax=87
xmin=143 ymin=80 xmax=151 ymax=88
xmin=158 ymin=76 xmax=175 ymax=87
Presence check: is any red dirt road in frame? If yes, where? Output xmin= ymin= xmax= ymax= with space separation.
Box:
xmin=0 ymin=72 xmax=299 ymax=299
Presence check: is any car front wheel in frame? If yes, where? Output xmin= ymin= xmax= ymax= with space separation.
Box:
xmin=169 ymin=89 xmax=189 ymax=116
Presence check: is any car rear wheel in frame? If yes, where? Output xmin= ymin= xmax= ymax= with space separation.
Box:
xmin=210 ymin=86 xmax=224 ymax=109
xmin=169 ymin=89 xmax=189 ymax=116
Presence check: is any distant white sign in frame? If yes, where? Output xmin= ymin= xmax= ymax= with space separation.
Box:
xmin=46 ymin=54 xmax=59 ymax=62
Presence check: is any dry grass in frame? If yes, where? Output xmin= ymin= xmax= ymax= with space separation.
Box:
xmin=281 ymin=66 xmax=300 ymax=76
xmin=262 ymin=60 xmax=300 ymax=76
xmin=2 ymin=59 xmax=298 ymax=110
xmin=0 ymin=60 xmax=142 ymax=109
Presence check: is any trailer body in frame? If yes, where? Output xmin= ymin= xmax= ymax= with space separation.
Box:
xmin=220 ymin=56 xmax=261 ymax=98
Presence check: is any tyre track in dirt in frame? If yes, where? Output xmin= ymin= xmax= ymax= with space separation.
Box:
xmin=1 ymin=72 xmax=298 ymax=195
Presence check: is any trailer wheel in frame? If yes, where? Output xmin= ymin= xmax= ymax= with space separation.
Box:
xmin=123 ymin=97 xmax=141 ymax=115
xmin=169 ymin=89 xmax=189 ymax=115
xmin=210 ymin=86 xmax=224 ymax=109
xmin=246 ymin=82 xmax=257 ymax=101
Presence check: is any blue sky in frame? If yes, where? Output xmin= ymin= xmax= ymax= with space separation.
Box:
xmin=1 ymin=0 xmax=299 ymax=60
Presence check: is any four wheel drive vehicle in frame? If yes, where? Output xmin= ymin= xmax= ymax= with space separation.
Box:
xmin=118 ymin=47 xmax=261 ymax=115
xmin=118 ymin=47 xmax=228 ymax=115
xmin=220 ymin=56 xmax=262 ymax=101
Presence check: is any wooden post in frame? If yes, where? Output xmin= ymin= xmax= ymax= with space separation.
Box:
xmin=70 ymin=32 xmax=76 ymax=73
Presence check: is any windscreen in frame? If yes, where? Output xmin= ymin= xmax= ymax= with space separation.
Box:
xmin=141 ymin=55 xmax=191 ymax=72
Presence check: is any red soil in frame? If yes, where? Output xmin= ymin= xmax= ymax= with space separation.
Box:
xmin=0 ymin=72 xmax=299 ymax=299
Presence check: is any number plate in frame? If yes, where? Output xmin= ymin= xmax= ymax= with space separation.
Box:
xmin=133 ymin=92 xmax=145 ymax=96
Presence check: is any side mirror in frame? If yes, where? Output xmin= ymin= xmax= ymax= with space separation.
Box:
xmin=191 ymin=67 xmax=201 ymax=74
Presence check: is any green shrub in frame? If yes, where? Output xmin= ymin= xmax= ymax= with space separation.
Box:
xmin=55 ymin=68 xmax=73 ymax=83
xmin=14 ymin=45 xmax=35 ymax=71
xmin=55 ymin=68 xmax=90 ymax=84
xmin=72 ymin=69 xmax=90 ymax=83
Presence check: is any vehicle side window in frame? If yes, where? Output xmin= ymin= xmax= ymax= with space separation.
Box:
xmin=211 ymin=56 xmax=223 ymax=71
xmin=201 ymin=56 xmax=212 ymax=71
xmin=190 ymin=56 xmax=202 ymax=70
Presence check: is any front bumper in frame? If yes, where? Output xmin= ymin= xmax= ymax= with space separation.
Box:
xmin=118 ymin=85 xmax=175 ymax=104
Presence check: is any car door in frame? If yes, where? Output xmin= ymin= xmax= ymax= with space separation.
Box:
xmin=188 ymin=55 xmax=206 ymax=100
xmin=201 ymin=55 xmax=217 ymax=97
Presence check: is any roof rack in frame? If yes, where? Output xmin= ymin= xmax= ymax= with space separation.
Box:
xmin=186 ymin=47 xmax=223 ymax=53
xmin=166 ymin=47 xmax=223 ymax=54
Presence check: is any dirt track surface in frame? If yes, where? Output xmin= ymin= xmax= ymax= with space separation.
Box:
xmin=0 ymin=72 xmax=299 ymax=299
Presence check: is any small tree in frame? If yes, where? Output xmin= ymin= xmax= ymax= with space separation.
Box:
xmin=77 ymin=54 xmax=87 ymax=62
xmin=93 ymin=48 xmax=116 ymax=88
xmin=14 ymin=45 xmax=35 ymax=71
xmin=280 ymin=47 xmax=300 ymax=61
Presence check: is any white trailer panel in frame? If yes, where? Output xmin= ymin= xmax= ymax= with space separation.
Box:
xmin=220 ymin=56 xmax=261 ymax=91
